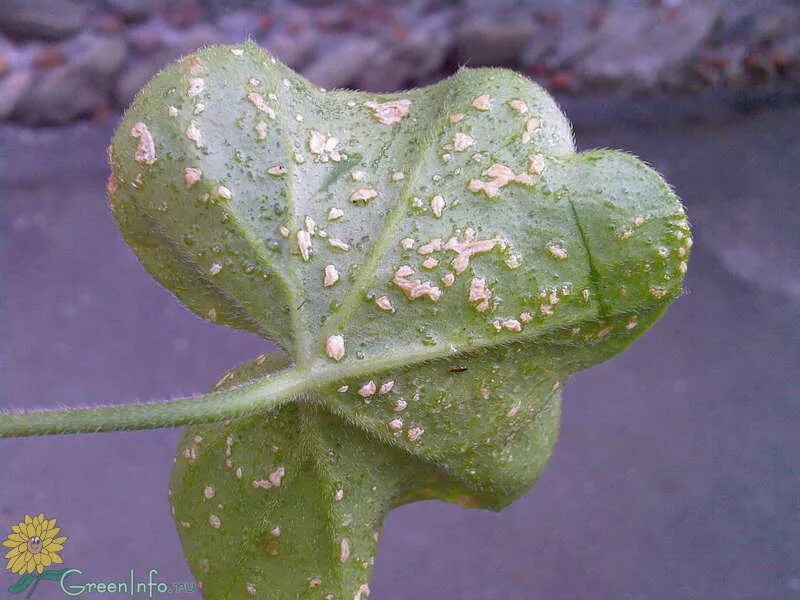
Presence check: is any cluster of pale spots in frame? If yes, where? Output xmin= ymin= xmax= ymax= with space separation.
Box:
xmin=109 ymin=42 xmax=690 ymax=600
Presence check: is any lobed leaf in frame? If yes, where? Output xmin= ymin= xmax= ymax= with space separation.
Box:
xmin=109 ymin=42 xmax=691 ymax=599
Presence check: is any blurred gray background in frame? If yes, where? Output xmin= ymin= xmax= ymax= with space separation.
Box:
xmin=1 ymin=1 xmax=798 ymax=599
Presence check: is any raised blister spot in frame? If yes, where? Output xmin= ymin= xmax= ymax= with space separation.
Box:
xmin=522 ymin=117 xmax=541 ymax=143
xmin=375 ymin=296 xmax=395 ymax=312
xmin=185 ymin=120 xmax=203 ymax=149
xmin=451 ymin=133 xmax=475 ymax=152
xmin=247 ymin=92 xmax=276 ymax=119
xmin=364 ymin=99 xmax=411 ymax=125
xmin=449 ymin=113 xmax=465 ymax=123
xmin=351 ymin=188 xmax=378 ymax=204
xmin=471 ymin=94 xmax=491 ymax=110
xmin=267 ymin=165 xmax=286 ymax=176
xmin=508 ymin=99 xmax=528 ymax=113
xmin=358 ymin=381 xmax=377 ymax=397
xmin=417 ymin=238 xmax=442 ymax=255
xmin=184 ymin=167 xmax=202 ymax=187
xmin=325 ymin=335 xmax=345 ymax=361
xmin=469 ymin=277 xmax=492 ymax=312
xmin=327 ymin=207 xmax=344 ymax=221
xmin=297 ymin=230 xmax=313 ymax=261
xmin=323 ymin=264 xmax=339 ymax=287
xmin=393 ymin=265 xmax=442 ymax=302
xmin=546 ymin=241 xmax=568 ymax=260
xmin=309 ymin=131 xmax=341 ymax=162
xmin=328 ymin=238 xmax=350 ymax=252
xmin=255 ymin=121 xmax=268 ymax=140
xmin=430 ymin=195 xmax=446 ymax=218
xmin=407 ymin=426 xmax=425 ymax=441
xmin=505 ymin=252 xmax=522 ymax=269
xmin=468 ymin=164 xmax=533 ymax=198
xmin=340 ymin=539 xmax=351 ymax=563
xmin=445 ymin=229 xmax=504 ymax=274
xmin=528 ymin=153 xmax=546 ymax=174
xmin=188 ymin=77 xmax=205 ymax=97
xmin=131 ymin=122 xmax=156 ymax=164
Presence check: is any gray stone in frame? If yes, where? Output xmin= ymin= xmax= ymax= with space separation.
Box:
xmin=176 ymin=24 xmax=224 ymax=54
xmin=303 ymin=36 xmax=381 ymax=89
xmin=67 ymin=34 xmax=128 ymax=77
xmin=0 ymin=70 xmax=33 ymax=118
xmin=16 ymin=36 xmax=127 ymax=124
xmin=520 ymin=4 xmax=598 ymax=71
xmin=115 ymin=49 xmax=179 ymax=108
xmin=359 ymin=28 xmax=453 ymax=92
xmin=0 ymin=0 xmax=86 ymax=40
xmin=216 ymin=11 xmax=260 ymax=41
xmin=262 ymin=28 xmax=318 ymax=69
xmin=455 ymin=19 xmax=537 ymax=67
xmin=711 ymin=1 xmax=800 ymax=47
xmin=104 ymin=0 xmax=159 ymax=22
xmin=126 ymin=20 xmax=168 ymax=55
xmin=19 ymin=65 xmax=105 ymax=124
xmin=576 ymin=2 xmax=721 ymax=90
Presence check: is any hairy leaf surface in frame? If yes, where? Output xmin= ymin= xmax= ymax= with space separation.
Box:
xmin=108 ymin=42 xmax=691 ymax=599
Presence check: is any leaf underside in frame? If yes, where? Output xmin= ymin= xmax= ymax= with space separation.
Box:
xmin=109 ymin=42 xmax=690 ymax=599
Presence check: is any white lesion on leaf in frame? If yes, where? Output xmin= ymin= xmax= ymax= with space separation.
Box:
xmin=468 ymin=277 xmax=493 ymax=312
xmin=185 ymin=120 xmax=203 ymax=149
xmin=522 ymin=117 xmax=541 ymax=143
xmin=308 ymin=131 xmax=341 ymax=162
xmin=297 ymin=230 xmax=313 ymax=261
xmin=375 ymin=295 xmax=395 ymax=312
xmin=471 ymin=94 xmax=491 ymax=111
xmin=364 ymin=99 xmax=411 ymax=125
xmin=393 ymin=265 xmax=442 ymax=302
xmin=444 ymin=229 xmax=505 ymax=274
xmin=325 ymin=335 xmax=345 ymax=361
xmin=508 ymin=98 xmax=528 ymax=113
xmin=246 ymin=92 xmax=276 ymax=119
xmin=417 ymin=238 xmax=441 ymax=255
xmin=323 ymin=264 xmax=339 ymax=287
xmin=468 ymin=164 xmax=533 ymax=198
xmin=350 ymin=188 xmax=378 ymax=204
xmin=430 ymin=195 xmax=446 ymax=218
xmin=131 ymin=122 xmax=156 ymax=164
xmin=187 ymin=77 xmax=205 ymax=97
xmin=183 ymin=167 xmax=202 ymax=187
xmin=358 ymin=381 xmax=376 ymax=397
xmin=546 ymin=240 xmax=568 ymax=260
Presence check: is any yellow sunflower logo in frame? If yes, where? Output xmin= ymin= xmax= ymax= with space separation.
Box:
xmin=2 ymin=514 xmax=71 ymax=597
xmin=3 ymin=514 xmax=66 ymax=575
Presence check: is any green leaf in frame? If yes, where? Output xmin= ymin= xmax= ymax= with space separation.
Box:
xmin=109 ymin=42 xmax=691 ymax=599
xmin=8 ymin=573 xmax=35 ymax=594
xmin=39 ymin=568 xmax=71 ymax=582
